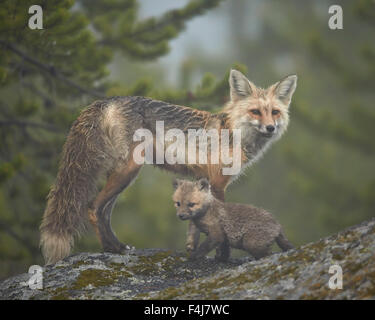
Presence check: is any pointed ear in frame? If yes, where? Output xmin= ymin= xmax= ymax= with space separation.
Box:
xmin=272 ymin=75 xmax=297 ymax=105
xmin=229 ymin=69 xmax=255 ymax=101
xmin=173 ymin=179 xmax=181 ymax=190
xmin=196 ymin=178 xmax=210 ymax=191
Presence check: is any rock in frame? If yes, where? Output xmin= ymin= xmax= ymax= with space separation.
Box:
xmin=1 ymin=219 xmax=374 ymax=300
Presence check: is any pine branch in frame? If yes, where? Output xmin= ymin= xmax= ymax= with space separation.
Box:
xmin=0 ymin=40 xmax=106 ymax=98
xmin=0 ymin=119 xmax=62 ymax=133
xmin=293 ymin=102 xmax=375 ymax=156
xmin=22 ymin=82 xmax=55 ymax=109
xmin=130 ymin=0 xmax=224 ymax=40
xmin=97 ymin=0 xmax=224 ymax=59
xmin=0 ymin=221 xmax=38 ymax=254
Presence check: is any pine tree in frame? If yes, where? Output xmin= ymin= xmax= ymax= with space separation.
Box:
xmin=0 ymin=0 xmax=225 ymax=279
xmin=218 ymin=0 xmax=375 ymax=242
xmin=274 ymin=0 xmax=375 ymax=231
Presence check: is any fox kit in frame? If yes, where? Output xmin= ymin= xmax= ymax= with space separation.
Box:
xmin=173 ymin=178 xmax=294 ymax=261
xmin=40 ymin=69 xmax=297 ymax=264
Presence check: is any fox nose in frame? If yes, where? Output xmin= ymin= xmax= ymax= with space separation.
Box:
xmin=178 ymin=213 xmax=189 ymax=220
xmin=266 ymin=125 xmax=275 ymax=133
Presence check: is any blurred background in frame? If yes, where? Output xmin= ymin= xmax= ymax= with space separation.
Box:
xmin=0 ymin=0 xmax=374 ymax=280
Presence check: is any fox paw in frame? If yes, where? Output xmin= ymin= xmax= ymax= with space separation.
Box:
xmin=103 ymin=242 xmax=134 ymax=254
xmin=186 ymin=243 xmax=196 ymax=254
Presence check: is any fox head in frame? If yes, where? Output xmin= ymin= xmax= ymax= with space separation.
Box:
xmin=225 ymin=69 xmax=297 ymax=138
xmin=172 ymin=178 xmax=212 ymax=221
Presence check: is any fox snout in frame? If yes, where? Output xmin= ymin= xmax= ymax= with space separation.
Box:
xmin=177 ymin=212 xmax=191 ymax=220
xmin=263 ymin=123 xmax=278 ymax=135
xmin=266 ymin=125 xmax=275 ymax=133
xmin=256 ymin=122 xmax=278 ymax=136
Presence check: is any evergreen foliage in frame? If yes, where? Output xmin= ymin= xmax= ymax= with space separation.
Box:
xmin=0 ymin=0 xmax=225 ymax=278
xmin=0 ymin=0 xmax=373 ymax=280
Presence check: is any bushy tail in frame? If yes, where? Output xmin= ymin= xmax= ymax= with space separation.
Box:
xmin=276 ymin=230 xmax=294 ymax=252
xmin=40 ymin=102 xmax=111 ymax=264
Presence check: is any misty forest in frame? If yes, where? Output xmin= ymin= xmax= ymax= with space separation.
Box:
xmin=0 ymin=0 xmax=374 ymax=279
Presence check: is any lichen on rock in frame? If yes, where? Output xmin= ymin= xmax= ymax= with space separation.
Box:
xmin=1 ymin=219 xmax=374 ymax=300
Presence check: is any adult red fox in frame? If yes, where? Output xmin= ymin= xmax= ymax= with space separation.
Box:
xmin=40 ymin=69 xmax=297 ymax=264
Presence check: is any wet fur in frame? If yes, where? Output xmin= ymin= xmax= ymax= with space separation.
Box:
xmin=40 ymin=70 xmax=297 ymax=264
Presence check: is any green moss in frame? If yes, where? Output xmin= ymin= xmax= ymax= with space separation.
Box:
xmin=300 ymin=287 xmax=331 ymax=300
xmin=128 ymin=251 xmax=184 ymax=276
xmin=150 ymin=266 xmax=265 ymax=300
xmin=72 ymin=260 xmax=89 ymax=268
xmin=147 ymin=239 xmax=334 ymax=299
xmin=44 ymin=225 xmax=375 ymax=300
xmin=345 ymin=268 xmax=375 ymax=299
xmin=49 ymin=265 xmax=131 ymax=299
xmin=265 ymin=265 xmax=298 ymax=286
xmin=50 ymin=286 xmax=70 ymax=300
xmin=71 ymin=269 xmax=118 ymax=290
xmin=346 ymin=264 xmax=361 ymax=274
xmin=108 ymin=262 xmax=132 ymax=277
xmin=49 ymin=252 xmax=185 ymax=299
xmin=134 ymin=292 xmax=152 ymax=299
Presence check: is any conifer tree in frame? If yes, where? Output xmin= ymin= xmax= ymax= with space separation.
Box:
xmin=0 ymin=0 xmax=225 ymax=278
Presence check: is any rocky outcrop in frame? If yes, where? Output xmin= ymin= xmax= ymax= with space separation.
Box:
xmin=1 ymin=218 xmax=374 ymax=300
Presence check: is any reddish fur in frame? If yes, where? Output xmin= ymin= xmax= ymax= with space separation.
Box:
xmin=40 ymin=71 xmax=297 ymax=264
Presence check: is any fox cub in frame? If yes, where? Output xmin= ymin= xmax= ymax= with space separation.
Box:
xmin=173 ymin=178 xmax=294 ymax=261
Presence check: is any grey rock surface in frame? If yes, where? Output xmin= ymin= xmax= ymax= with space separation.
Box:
xmin=1 ymin=218 xmax=374 ymax=300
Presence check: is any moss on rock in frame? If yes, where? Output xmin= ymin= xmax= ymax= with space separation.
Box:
xmin=1 ymin=219 xmax=374 ymax=300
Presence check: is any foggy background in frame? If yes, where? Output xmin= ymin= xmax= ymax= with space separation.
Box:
xmin=0 ymin=0 xmax=374 ymax=279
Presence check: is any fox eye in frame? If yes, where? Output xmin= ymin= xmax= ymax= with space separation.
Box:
xmin=175 ymin=202 xmax=180 ymax=207
xmin=188 ymin=202 xmax=196 ymax=208
xmin=272 ymin=109 xmax=280 ymax=115
xmin=250 ymin=109 xmax=261 ymax=116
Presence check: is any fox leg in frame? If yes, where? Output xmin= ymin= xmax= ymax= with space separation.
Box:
xmin=211 ymin=187 xmax=225 ymax=201
xmin=250 ymin=247 xmax=272 ymax=260
xmin=209 ymin=179 xmax=232 ymax=261
xmin=209 ymin=173 xmax=231 ymax=201
xmin=88 ymin=197 xmax=121 ymax=252
xmin=90 ymin=158 xmax=142 ymax=253
xmin=88 ymin=208 xmax=100 ymax=241
xmin=190 ymin=237 xmax=219 ymax=260
xmin=97 ymin=195 xmax=125 ymax=252
xmin=215 ymin=239 xmax=231 ymax=262
xmin=243 ymin=233 xmax=273 ymax=260
xmin=186 ymin=221 xmax=200 ymax=254
xmin=275 ymin=230 xmax=294 ymax=251
xmin=184 ymin=182 xmax=226 ymax=257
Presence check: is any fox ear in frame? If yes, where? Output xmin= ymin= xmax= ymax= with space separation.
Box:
xmin=173 ymin=179 xmax=181 ymax=190
xmin=273 ymin=75 xmax=297 ymax=105
xmin=197 ymin=178 xmax=210 ymax=191
xmin=229 ymin=69 xmax=255 ymax=101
